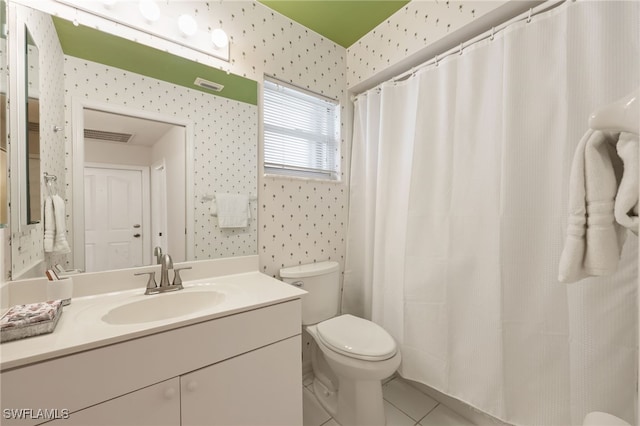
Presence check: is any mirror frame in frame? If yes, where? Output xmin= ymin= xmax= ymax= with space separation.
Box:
xmin=8 ymin=5 xmax=37 ymax=234
xmin=25 ymin=28 xmax=40 ymax=225
xmin=71 ymin=97 xmax=195 ymax=270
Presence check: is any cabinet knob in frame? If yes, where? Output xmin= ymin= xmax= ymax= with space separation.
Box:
xmin=186 ymin=381 xmax=198 ymax=392
xmin=164 ymin=387 xmax=176 ymax=400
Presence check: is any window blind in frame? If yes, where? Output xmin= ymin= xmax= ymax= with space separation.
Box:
xmin=263 ymin=79 xmax=339 ymax=180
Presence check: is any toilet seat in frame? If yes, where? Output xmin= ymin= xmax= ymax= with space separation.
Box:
xmin=316 ymin=314 xmax=397 ymax=361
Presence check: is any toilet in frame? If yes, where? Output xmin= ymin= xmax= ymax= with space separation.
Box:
xmin=280 ymin=261 xmax=401 ymax=426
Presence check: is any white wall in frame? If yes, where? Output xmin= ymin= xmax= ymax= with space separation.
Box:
xmin=84 ymin=139 xmax=151 ymax=167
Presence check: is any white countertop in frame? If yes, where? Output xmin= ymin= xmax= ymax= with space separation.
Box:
xmin=0 ymin=271 xmax=305 ymax=371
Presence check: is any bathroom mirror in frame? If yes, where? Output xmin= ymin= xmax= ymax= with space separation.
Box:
xmin=24 ymin=28 xmax=40 ymax=225
xmin=0 ymin=0 xmax=7 ymax=228
xmin=7 ymin=4 xmax=258 ymax=279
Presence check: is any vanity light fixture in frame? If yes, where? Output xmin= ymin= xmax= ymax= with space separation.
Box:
xmin=138 ymin=0 xmax=160 ymax=23
xmin=211 ymin=28 xmax=229 ymax=49
xmin=178 ymin=14 xmax=198 ymax=37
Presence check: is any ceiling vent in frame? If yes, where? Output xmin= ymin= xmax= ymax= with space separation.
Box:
xmin=84 ymin=128 xmax=134 ymax=143
xmin=194 ymin=77 xmax=224 ymax=92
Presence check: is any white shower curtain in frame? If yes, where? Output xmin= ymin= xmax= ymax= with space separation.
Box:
xmin=343 ymin=2 xmax=639 ymax=425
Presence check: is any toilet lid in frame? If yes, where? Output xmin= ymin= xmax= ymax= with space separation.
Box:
xmin=316 ymin=314 xmax=397 ymax=361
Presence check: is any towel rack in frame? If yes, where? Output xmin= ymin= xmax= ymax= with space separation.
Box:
xmin=43 ymin=172 xmax=58 ymax=196
xmin=589 ymin=87 xmax=639 ymax=135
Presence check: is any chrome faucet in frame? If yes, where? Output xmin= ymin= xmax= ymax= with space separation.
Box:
xmin=135 ymin=253 xmax=192 ymax=294
xmin=153 ymin=246 xmax=163 ymax=264
xmin=159 ymin=254 xmax=173 ymax=288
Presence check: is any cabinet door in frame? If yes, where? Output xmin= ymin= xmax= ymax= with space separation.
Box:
xmin=46 ymin=378 xmax=180 ymax=426
xmin=181 ymin=335 xmax=302 ymax=426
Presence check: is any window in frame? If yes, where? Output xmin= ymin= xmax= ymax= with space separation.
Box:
xmin=263 ymin=78 xmax=340 ymax=180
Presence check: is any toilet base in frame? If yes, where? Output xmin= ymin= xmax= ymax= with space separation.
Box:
xmin=313 ymin=377 xmax=338 ymax=418
xmin=333 ymin=378 xmax=386 ymax=426
xmin=312 ymin=376 xmax=387 ymax=426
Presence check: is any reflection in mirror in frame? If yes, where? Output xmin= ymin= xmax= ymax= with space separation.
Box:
xmin=0 ymin=92 xmax=6 ymax=226
xmin=0 ymin=0 xmax=5 ymax=228
xmin=25 ymin=28 xmax=40 ymax=224
xmin=7 ymin=4 xmax=258 ymax=280
xmin=82 ymin=108 xmax=186 ymax=273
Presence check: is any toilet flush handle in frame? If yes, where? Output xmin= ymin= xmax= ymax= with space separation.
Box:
xmin=291 ymin=280 xmax=304 ymax=288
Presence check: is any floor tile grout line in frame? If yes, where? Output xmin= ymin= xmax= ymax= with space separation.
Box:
xmin=382 ymin=396 xmax=432 ymax=423
xmin=416 ymin=403 xmax=441 ymax=424
xmin=319 ymin=418 xmax=333 ymax=426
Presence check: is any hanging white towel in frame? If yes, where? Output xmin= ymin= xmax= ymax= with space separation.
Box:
xmin=214 ymin=193 xmax=250 ymax=228
xmin=43 ymin=196 xmax=54 ymax=252
xmin=44 ymin=194 xmax=70 ymax=254
xmin=558 ymin=130 xmax=627 ymax=283
xmin=51 ymin=195 xmax=70 ymax=253
xmin=614 ymin=132 xmax=639 ymax=234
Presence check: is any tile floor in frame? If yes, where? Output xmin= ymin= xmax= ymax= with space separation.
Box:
xmin=303 ymin=375 xmax=475 ymax=426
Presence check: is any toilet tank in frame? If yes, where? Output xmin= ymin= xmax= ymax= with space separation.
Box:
xmin=279 ymin=261 xmax=340 ymax=325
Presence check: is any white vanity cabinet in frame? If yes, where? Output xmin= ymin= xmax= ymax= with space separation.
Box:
xmin=181 ymin=336 xmax=301 ymax=426
xmin=47 ymin=378 xmax=181 ymax=426
xmin=1 ymin=299 xmax=303 ymax=426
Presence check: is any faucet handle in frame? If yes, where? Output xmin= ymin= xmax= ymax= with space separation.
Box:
xmin=135 ymin=271 xmax=157 ymax=294
xmin=173 ymin=267 xmax=192 ymax=287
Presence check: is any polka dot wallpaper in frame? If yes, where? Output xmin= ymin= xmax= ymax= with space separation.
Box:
xmin=189 ymin=1 xmax=350 ymax=278
xmin=346 ymin=0 xmax=504 ymax=89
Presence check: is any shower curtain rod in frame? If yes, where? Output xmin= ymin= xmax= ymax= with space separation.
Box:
xmin=354 ymin=0 xmax=569 ymax=98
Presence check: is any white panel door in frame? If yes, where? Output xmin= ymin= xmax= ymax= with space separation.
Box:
xmin=84 ymin=167 xmax=144 ymax=272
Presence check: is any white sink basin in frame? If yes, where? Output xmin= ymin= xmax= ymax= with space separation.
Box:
xmin=102 ymin=291 xmax=226 ymax=325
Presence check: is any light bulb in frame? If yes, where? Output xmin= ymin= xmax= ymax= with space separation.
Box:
xmin=211 ymin=28 xmax=228 ymax=49
xmin=178 ymin=14 xmax=198 ymax=37
xmin=139 ymin=0 xmax=160 ymax=23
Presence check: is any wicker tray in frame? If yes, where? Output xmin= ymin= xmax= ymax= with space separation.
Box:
xmin=0 ymin=300 xmax=64 ymax=343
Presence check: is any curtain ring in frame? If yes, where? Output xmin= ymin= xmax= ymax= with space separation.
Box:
xmin=490 ymin=27 xmax=495 ymax=41
xmin=459 ymin=42 xmax=463 ymax=55
xmin=527 ymin=8 xmax=532 ymax=23
xmin=434 ymin=54 xmax=439 ymax=67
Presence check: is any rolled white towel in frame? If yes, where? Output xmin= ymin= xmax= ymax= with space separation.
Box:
xmin=43 ymin=196 xmax=54 ymax=253
xmin=614 ymin=132 xmax=639 ymax=234
xmin=51 ymin=194 xmax=70 ymax=254
xmin=558 ymin=130 xmax=626 ymax=283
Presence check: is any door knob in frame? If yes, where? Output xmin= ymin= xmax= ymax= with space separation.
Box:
xmin=133 ymin=233 xmax=141 ymax=238
xmin=186 ymin=381 xmax=198 ymax=392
